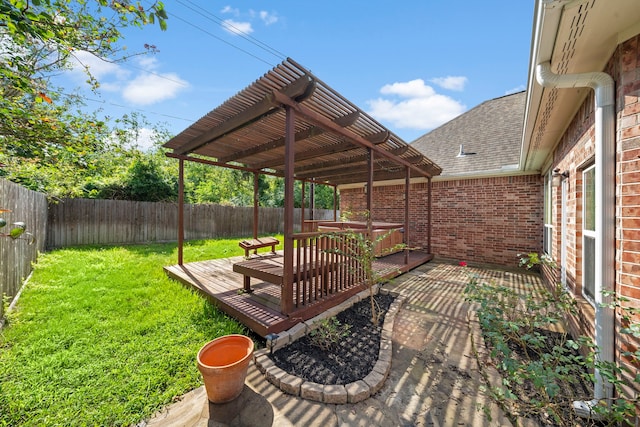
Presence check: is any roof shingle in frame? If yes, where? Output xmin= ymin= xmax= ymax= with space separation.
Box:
xmin=411 ymin=91 xmax=525 ymax=177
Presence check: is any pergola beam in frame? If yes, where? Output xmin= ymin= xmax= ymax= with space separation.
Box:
xmin=218 ymin=111 xmax=363 ymax=164
xmin=293 ymin=146 xmax=410 ymax=174
xmin=174 ymin=76 xmax=315 ymax=155
xmin=329 ymin=169 xmax=416 ymax=186
xmin=271 ymin=90 xmax=434 ymax=179
xmin=218 ymin=126 xmax=325 ymax=163
xmin=296 ymin=159 xmax=414 ymax=180
xmin=165 ymin=153 xmax=335 ymax=186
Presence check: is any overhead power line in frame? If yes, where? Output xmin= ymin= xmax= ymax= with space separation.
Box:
xmin=174 ymin=0 xmax=287 ymax=61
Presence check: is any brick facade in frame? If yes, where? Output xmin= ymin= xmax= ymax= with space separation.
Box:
xmin=340 ymin=174 xmax=542 ymax=268
xmin=541 ymin=33 xmax=640 ymax=394
xmin=618 ymin=34 xmax=640 ymax=306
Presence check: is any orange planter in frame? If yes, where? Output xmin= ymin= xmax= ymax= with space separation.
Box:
xmin=197 ymin=334 xmax=254 ymax=403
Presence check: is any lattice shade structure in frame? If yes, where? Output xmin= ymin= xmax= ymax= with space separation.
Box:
xmin=163 ymin=59 xmax=441 ymax=332
xmin=163 ymin=58 xmax=441 ymax=184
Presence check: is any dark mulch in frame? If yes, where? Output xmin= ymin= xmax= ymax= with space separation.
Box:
xmin=269 ymin=293 xmax=394 ymax=385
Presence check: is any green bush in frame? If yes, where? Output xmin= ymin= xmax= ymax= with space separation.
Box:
xmin=464 ymin=254 xmax=640 ymax=425
xmin=308 ymin=317 xmax=351 ymax=351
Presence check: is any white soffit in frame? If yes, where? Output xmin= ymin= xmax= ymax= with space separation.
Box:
xmin=522 ymin=0 xmax=640 ymax=172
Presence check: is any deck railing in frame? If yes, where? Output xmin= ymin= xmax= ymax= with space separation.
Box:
xmin=288 ymin=231 xmax=367 ymax=313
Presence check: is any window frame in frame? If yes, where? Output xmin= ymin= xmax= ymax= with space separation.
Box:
xmin=543 ymin=170 xmax=553 ymax=256
xmin=582 ymin=164 xmax=596 ymax=305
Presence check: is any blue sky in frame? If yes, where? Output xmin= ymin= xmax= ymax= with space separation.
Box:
xmin=59 ymin=1 xmax=535 ymax=148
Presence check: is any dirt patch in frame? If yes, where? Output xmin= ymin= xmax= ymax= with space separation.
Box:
xmin=268 ymin=293 xmax=394 ymax=385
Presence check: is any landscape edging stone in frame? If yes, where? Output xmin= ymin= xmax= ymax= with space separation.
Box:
xmin=253 ymin=289 xmax=406 ymax=404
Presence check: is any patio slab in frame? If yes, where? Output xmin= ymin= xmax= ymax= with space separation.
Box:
xmin=143 ymin=259 xmax=543 ymax=427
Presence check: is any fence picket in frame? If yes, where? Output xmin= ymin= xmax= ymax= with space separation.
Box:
xmin=1 ymin=178 xmax=337 ymax=319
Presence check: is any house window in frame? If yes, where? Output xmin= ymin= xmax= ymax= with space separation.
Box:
xmin=583 ymin=165 xmax=596 ymax=303
xmin=543 ymin=170 xmax=553 ymax=255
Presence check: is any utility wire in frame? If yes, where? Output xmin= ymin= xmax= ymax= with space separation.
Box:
xmin=59 ymin=91 xmax=195 ymax=124
xmin=164 ymin=10 xmax=275 ymax=67
xmin=175 ymin=0 xmax=287 ymax=61
xmin=53 ymin=2 xmax=292 ymax=125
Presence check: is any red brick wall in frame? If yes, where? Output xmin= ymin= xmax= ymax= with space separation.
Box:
xmin=617 ymin=34 xmax=640 ymax=308
xmin=540 ymin=33 xmax=640 ymax=398
xmin=616 ymin=35 xmax=640 ymax=396
xmin=339 ymin=174 xmax=543 ymax=268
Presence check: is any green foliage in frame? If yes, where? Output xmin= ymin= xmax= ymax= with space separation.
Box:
xmin=518 ymin=252 xmax=556 ymax=270
xmin=464 ymin=255 xmax=640 ymax=425
xmin=323 ymin=211 xmax=404 ymax=325
xmin=0 ymin=0 xmax=167 ymax=97
xmin=308 ymin=317 xmax=351 ymax=351
xmin=1 ymin=0 xmax=169 ymax=200
xmin=464 ymin=272 xmax=592 ymax=425
xmin=0 ymin=239 xmax=249 ymax=427
xmin=88 ymin=155 xmax=177 ymax=201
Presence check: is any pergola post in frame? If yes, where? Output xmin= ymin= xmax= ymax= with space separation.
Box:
xmin=405 ymin=166 xmax=410 ymax=265
xmin=333 ymin=185 xmax=338 ymax=221
xmin=367 ymin=148 xmax=374 ymax=233
xmin=253 ymin=172 xmax=259 ymax=240
xmin=178 ymin=158 xmax=184 ymax=266
xmin=427 ymin=176 xmax=432 ymax=254
xmin=282 ymin=106 xmax=295 ymax=314
xmin=310 ymin=182 xmax=315 ymax=221
xmin=301 ymin=180 xmax=305 ymax=231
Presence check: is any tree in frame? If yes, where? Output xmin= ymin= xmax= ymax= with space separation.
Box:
xmin=1 ymin=0 xmax=168 ymax=196
xmin=1 ymin=0 xmax=167 ymax=96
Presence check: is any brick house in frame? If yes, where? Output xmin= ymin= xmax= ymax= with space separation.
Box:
xmin=340 ymin=0 xmax=640 ymax=412
xmin=340 ymin=91 xmax=542 ymax=268
xmin=523 ymin=0 xmax=640 ymax=412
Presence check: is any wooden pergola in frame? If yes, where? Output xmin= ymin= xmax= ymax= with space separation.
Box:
xmin=163 ymin=58 xmax=442 ymax=335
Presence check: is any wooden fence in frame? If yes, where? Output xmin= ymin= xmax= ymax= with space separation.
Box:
xmin=46 ymin=198 xmax=336 ymax=249
xmin=0 ymin=179 xmax=48 ymax=318
xmin=1 ymin=182 xmax=336 ymax=317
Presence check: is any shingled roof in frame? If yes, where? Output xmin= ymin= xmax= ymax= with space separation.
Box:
xmin=411 ymin=91 xmax=525 ymax=177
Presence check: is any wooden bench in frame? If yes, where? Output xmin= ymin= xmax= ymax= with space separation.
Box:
xmin=233 ymin=249 xmax=338 ymax=293
xmin=239 ymin=237 xmax=280 ymax=258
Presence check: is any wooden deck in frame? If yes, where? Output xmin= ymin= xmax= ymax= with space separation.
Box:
xmin=164 ymin=250 xmax=433 ymax=337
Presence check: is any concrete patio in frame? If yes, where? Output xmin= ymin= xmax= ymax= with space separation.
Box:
xmin=144 ymin=259 xmax=544 ymax=427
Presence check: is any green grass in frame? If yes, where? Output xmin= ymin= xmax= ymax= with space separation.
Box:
xmin=0 ymin=236 xmax=282 ymax=427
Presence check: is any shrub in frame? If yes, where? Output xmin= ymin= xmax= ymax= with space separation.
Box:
xmin=308 ymin=317 xmax=351 ymax=351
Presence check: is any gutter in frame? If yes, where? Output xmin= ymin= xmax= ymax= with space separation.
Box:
xmin=536 ymin=61 xmax=616 ymax=415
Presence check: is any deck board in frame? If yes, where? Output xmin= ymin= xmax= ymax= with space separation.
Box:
xmin=164 ymin=250 xmax=433 ymax=337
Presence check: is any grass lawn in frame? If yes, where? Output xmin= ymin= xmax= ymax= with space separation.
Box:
xmin=0 ymin=237 xmax=282 ymax=427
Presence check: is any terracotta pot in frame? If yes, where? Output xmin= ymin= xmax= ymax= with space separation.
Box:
xmin=197 ymin=334 xmax=254 ymax=403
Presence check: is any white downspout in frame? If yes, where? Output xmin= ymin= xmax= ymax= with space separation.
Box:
xmin=536 ymin=62 xmax=616 ymax=414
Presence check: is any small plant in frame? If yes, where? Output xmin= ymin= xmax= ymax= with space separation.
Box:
xmin=323 ymin=210 xmax=402 ymax=325
xmin=518 ymin=252 xmax=555 ymax=270
xmin=464 ymin=255 xmax=596 ymax=425
xmin=465 ymin=254 xmax=640 ymax=425
xmin=308 ymin=317 xmax=351 ymax=351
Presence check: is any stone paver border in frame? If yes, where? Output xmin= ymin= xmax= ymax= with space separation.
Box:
xmin=253 ymin=286 xmax=405 ymax=404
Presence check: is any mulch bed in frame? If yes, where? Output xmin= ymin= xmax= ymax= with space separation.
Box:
xmin=268 ymin=293 xmax=394 ymax=385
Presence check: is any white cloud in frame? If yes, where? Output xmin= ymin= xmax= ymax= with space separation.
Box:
xmin=259 ymin=11 xmax=278 ymax=25
xmin=367 ymin=79 xmax=466 ymax=131
xmin=505 ymin=84 xmax=525 ymax=95
xmin=68 ymin=50 xmax=129 ymax=81
xmin=430 ymin=76 xmax=468 ymax=91
xmin=131 ymin=127 xmax=157 ymax=151
xmin=122 ymin=72 xmax=188 ymax=105
xmin=137 ymin=56 xmax=159 ymax=70
xmin=221 ymin=6 xmax=239 ymax=15
xmin=108 ymin=127 xmax=159 ymax=152
xmin=222 ymin=19 xmax=253 ymax=35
